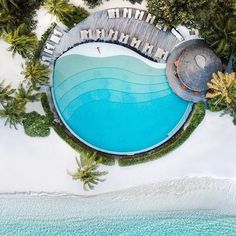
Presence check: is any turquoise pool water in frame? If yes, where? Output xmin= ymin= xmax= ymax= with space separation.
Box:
xmin=53 ymin=53 xmax=191 ymax=154
xmin=0 ymin=195 xmax=236 ymax=236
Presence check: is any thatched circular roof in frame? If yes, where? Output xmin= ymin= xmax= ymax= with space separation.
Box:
xmin=166 ymin=39 xmax=222 ymax=103
xmin=177 ymin=44 xmax=222 ymax=92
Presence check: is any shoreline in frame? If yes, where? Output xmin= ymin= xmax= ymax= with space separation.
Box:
xmin=0 ymin=177 xmax=236 ymax=215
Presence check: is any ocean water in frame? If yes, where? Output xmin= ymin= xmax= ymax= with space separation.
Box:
xmin=53 ymin=54 xmax=191 ymax=154
xmin=0 ymin=194 xmax=236 ymax=236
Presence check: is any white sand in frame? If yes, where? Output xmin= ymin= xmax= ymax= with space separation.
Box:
xmin=0 ymin=1 xmax=236 ymax=207
xmin=69 ymin=0 xmax=147 ymax=12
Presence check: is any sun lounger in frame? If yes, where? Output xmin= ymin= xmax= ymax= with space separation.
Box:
xmin=118 ymin=33 xmax=125 ymax=43
xmin=135 ymin=10 xmax=140 ymax=20
xmin=139 ymin=11 xmax=145 ymax=20
xmin=101 ymin=29 xmax=105 ymax=38
xmin=80 ymin=30 xmax=88 ymax=40
xmin=50 ymin=34 xmax=60 ymax=44
xmin=108 ymin=29 xmax=114 ymax=39
xmin=150 ymin=16 xmax=156 ymax=24
xmin=142 ymin=43 xmax=149 ymax=53
xmin=135 ymin=40 xmax=142 ymax=49
xmin=113 ymin=31 xmax=119 ymax=40
xmin=118 ymin=33 xmax=129 ymax=43
xmin=53 ymin=29 xmax=63 ymax=37
xmin=128 ymin=9 xmax=132 ymax=18
xmin=147 ymin=45 xmax=154 ymax=55
xmin=41 ymin=60 xmax=50 ymax=66
xmin=115 ymin=9 xmax=120 ymax=18
xmin=146 ymin=13 xmax=152 ymax=23
xmin=123 ymin=8 xmax=128 ymax=18
xmin=108 ymin=9 xmax=116 ymax=19
xmin=41 ymin=55 xmax=51 ymax=62
xmin=171 ymin=28 xmax=184 ymax=41
xmin=162 ymin=50 xmax=169 ymax=61
xmin=96 ymin=29 xmax=101 ymax=39
xmin=46 ymin=43 xmax=55 ymax=50
xmin=123 ymin=35 xmax=129 ymax=44
xmin=43 ymin=48 xmax=53 ymax=55
xmin=155 ymin=48 xmax=164 ymax=59
xmin=155 ymin=24 xmax=162 ymax=30
xmin=163 ymin=26 xmax=168 ymax=32
xmin=130 ymin=37 xmax=137 ymax=47
xmin=88 ymin=29 xmax=93 ymax=39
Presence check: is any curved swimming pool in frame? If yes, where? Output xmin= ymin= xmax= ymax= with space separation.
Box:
xmin=52 ymin=43 xmax=192 ymax=155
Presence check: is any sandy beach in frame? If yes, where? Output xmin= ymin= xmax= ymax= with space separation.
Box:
xmin=0 ymin=1 xmax=236 ymax=206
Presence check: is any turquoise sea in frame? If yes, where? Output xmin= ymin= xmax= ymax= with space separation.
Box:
xmin=0 ymin=194 xmax=236 ymax=236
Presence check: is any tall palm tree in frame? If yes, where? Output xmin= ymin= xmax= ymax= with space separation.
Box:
xmin=15 ymin=84 xmax=41 ymax=104
xmin=201 ymin=14 xmax=236 ymax=57
xmin=0 ymin=80 xmax=15 ymax=105
xmin=6 ymin=24 xmax=38 ymax=58
xmin=44 ymin=0 xmax=72 ymax=20
xmin=0 ymin=0 xmax=18 ymax=10
xmin=206 ymin=71 xmax=236 ymax=111
xmin=0 ymin=98 xmax=25 ymax=128
xmin=21 ymin=60 xmax=50 ymax=89
xmin=68 ymin=151 xmax=107 ymax=191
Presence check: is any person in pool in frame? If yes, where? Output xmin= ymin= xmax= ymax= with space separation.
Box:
xmin=96 ymin=47 xmax=101 ymax=54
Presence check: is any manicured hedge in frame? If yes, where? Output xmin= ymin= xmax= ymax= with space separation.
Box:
xmin=41 ymin=93 xmax=205 ymax=167
xmin=23 ymin=111 xmax=51 ymax=137
xmin=40 ymin=93 xmax=115 ymax=166
xmin=118 ymin=103 xmax=206 ymax=166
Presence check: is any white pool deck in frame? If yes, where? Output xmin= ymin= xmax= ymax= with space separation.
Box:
xmin=0 ymin=1 xmax=236 ymax=208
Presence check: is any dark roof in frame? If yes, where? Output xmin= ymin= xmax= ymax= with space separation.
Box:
xmin=166 ymin=39 xmax=222 ymax=103
xmin=177 ymin=44 xmax=222 ymax=92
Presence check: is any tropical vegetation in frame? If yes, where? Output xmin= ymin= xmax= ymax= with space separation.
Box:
xmin=15 ymin=84 xmax=41 ymax=104
xmin=68 ymin=151 xmax=108 ymax=190
xmin=44 ymin=0 xmax=89 ymax=28
xmin=206 ymin=71 xmax=236 ymax=124
xmin=6 ymin=23 xmax=38 ymax=58
xmin=82 ymin=0 xmax=103 ymax=8
xmin=0 ymin=98 xmax=25 ymax=128
xmin=0 ymin=0 xmax=42 ymax=35
xmin=200 ymin=13 xmax=236 ymax=68
xmin=0 ymin=81 xmax=15 ymax=105
xmin=23 ymin=111 xmax=51 ymax=137
xmin=21 ymin=60 xmax=50 ymax=89
xmin=147 ymin=0 xmax=221 ymax=28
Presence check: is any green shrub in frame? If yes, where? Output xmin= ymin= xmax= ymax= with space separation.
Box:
xmin=60 ymin=6 xmax=89 ymax=29
xmin=118 ymin=103 xmax=205 ymax=166
xmin=53 ymin=122 xmax=115 ymax=166
xmin=23 ymin=111 xmax=51 ymax=137
xmin=82 ymin=0 xmax=103 ymax=8
xmin=207 ymin=99 xmax=224 ymax=112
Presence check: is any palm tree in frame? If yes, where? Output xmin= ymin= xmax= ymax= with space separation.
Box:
xmin=206 ymin=71 xmax=236 ymax=111
xmin=6 ymin=24 xmax=38 ymax=58
xmin=0 ymin=0 xmax=18 ymax=10
xmin=21 ymin=60 xmax=50 ymax=89
xmin=0 ymin=98 xmax=25 ymax=128
xmin=44 ymin=0 xmax=72 ymax=20
xmin=0 ymin=80 xmax=15 ymax=105
xmin=15 ymin=84 xmax=41 ymax=104
xmin=201 ymin=14 xmax=236 ymax=57
xmin=68 ymin=151 xmax=107 ymax=191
